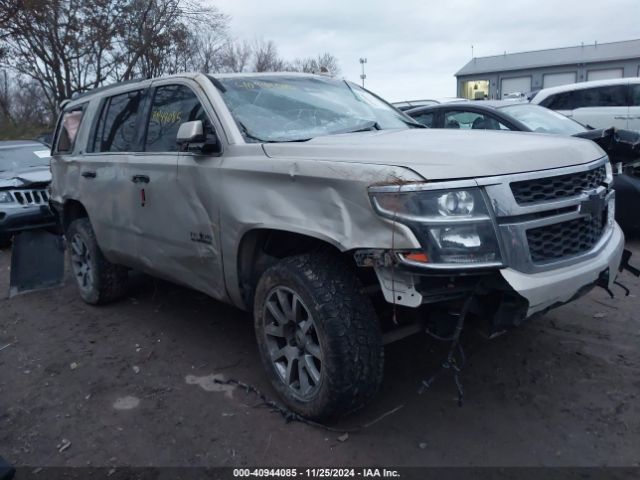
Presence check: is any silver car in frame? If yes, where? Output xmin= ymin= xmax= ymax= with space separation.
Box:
xmin=0 ymin=140 xmax=55 ymax=246
xmin=50 ymin=73 xmax=625 ymax=419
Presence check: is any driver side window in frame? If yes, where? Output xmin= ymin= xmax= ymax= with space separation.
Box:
xmin=144 ymin=84 xmax=212 ymax=152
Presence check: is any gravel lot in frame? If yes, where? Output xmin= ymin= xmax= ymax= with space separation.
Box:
xmin=1 ymin=240 xmax=639 ymax=468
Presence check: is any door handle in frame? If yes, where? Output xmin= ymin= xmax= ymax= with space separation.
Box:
xmin=614 ymin=116 xmax=629 ymax=120
xmin=81 ymin=171 xmax=96 ymax=178
xmin=132 ymin=175 xmax=150 ymax=184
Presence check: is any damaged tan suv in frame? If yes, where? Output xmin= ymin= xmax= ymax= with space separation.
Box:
xmin=50 ymin=73 xmax=625 ymax=419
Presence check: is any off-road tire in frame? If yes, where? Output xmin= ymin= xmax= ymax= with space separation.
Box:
xmin=66 ymin=218 xmax=128 ymax=305
xmin=254 ymin=253 xmax=384 ymax=420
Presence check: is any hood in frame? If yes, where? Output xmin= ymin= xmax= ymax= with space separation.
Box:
xmin=263 ymin=129 xmax=605 ymax=180
xmin=0 ymin=166 xmax=51 ymax=189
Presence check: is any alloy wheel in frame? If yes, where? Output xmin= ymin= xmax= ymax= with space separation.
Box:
xmin=70 ymin=234 xmax=94 ymax=293
xmin=262 ymin=286 xmax=323 ymax=398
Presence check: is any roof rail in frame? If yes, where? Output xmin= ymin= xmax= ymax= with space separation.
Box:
xmin=69 ymin=78 xmax=146 ymax=101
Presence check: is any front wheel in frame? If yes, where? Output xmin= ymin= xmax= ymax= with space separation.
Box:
xmin=254 ymin=253 xmax=384 ymax=420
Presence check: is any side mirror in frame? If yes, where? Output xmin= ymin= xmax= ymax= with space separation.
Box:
xmin=176 ymin=120 xmax=221 ymax=154
xmin=176 ymin=120 xmax=205 ymax=145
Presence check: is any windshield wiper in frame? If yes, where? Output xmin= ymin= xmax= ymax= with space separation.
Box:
xmin=237 ymin=121 xmax=311 ymax=143
xmin=237 ymin=121 xmax=270 ymax=143
xmin=333 ymin=121 xmax=381 ymax=135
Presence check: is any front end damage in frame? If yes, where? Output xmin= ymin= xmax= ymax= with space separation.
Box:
xmin=360 ymin=156 xmax=630 ymax=341
xmin=360 ymin=223 xmax=624 ymax=341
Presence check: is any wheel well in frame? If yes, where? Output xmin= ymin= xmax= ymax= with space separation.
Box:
xmin=62 ymin=200 xmax=88 ymax=232
xmin=237 ymin=229 xmax=351 ymax=309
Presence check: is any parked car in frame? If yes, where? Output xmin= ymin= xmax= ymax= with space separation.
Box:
xmin=392 ymin=97 xmax=467 ymax=111
xmin=0 ymin=140 xmax=55 ymax=246
xmin=405 ymin=101 xmax=640 ymax=232
xmin=531 ymin=77 xmax=640 ymax=131
xmin=50 ymin=73 xmax=625 ymax=419
xmin=34 ymin=131 xmax=53 ymax=147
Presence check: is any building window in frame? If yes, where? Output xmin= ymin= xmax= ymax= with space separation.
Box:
xmin=461 ymin=80 xmax=489 ymax=100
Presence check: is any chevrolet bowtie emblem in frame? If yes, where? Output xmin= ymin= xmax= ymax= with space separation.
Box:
xmin=579 ymin=191 xmax=606 ymax=219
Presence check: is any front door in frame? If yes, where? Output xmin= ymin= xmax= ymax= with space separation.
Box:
xmin=128 ymin=81 xmax=226 ymax=300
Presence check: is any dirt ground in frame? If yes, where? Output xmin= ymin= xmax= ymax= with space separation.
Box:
xmin=1 ymin=240 xmax=639 ymax=469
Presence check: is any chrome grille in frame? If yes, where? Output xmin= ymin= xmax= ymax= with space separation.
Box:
xmin=10 ymin=189 xmax=49 ymax=205
xmin=510 ymin=165 xmax=607 ymax=205
xmin=480 ymin=157 xmax=613 ymax=273
xmin=526 ymin=211 xmax=607 ymax=264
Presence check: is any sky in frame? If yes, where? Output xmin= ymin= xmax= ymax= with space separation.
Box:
xmin=211 ymin=0 xmax=639 ymax=102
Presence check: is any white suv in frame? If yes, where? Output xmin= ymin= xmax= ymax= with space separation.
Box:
xmin=531 ymin=77 xmax=640 ymax=131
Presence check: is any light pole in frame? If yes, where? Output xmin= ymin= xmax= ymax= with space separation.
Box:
xmin=359 ymin=58 xmax=367 ymax=87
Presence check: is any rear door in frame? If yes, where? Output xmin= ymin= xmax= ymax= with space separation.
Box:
xmin=81 ymin=89 xmax=147 ymax=264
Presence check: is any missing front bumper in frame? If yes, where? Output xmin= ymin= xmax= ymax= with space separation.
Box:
xmin=370 ymin=223 xmax=626 ymax=334
xmin=500 ymin=223 xmax=624 ymax=317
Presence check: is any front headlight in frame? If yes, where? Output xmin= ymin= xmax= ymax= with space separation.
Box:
xmin=0 ymin=191 xmax=15 ymax=203
xmin=370 ymin=186 xmax=502 ymax=267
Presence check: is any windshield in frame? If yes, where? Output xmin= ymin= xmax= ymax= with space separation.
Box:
xmin=215 ymin=76 xmax=414 ymax=142
xmin=0 ymin=144 xmax=50 ymax=173
xmin=499 ymin=104 xmax=586 ymax=135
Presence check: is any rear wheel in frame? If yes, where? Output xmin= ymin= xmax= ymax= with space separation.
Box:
xmin=67 ymin=218 xmax=128 ymax=305
xmin=254 ymin=253 xmax=384 ymax=420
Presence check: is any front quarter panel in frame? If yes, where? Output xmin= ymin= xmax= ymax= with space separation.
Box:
xmin=217 ymin=146 xmax=424 ymax=308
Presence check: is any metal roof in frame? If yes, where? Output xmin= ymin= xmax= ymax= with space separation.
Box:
xmin=456 ymin=39 xmax=640 ymax=77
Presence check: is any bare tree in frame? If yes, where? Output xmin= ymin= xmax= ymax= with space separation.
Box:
xmin=115 ymin=0 xmax=228 ymax=80
xmin=251 ymin=39 xmax=287 ymax=72
xmin=0 ymin=1 xmax=341 ymax=138
xmin=191 ymin=30 xmax=228 ymax=73
xmin=290 ymin=52 xmax=340 ymax=76
xmin=216 ymin=39 xmax=252 ymax=73
xmin=0 ymin=70 xmax=51 ymax=138
xmin=0 ymin=0 xmax=229 ymax=117
xmin=0 ymin=0 xmax=127 ymax=115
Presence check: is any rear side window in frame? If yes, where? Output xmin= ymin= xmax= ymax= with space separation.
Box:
xmin=631 ymin=84 xmax=640 ymax=106
xmin=412 ymin=111 xmax=434 ymax=127
xmin=144 ymin=84 xmax=210 ymax=152
xmin=572 ymin=85 xmax=628 ymax=108
xmin=541 ymin=91 xmax=574 ymax=110
xmin=92 ymin=90 xmax=144 ymax=152
xmin=54 ymin=106 xmax=86 ymax=154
